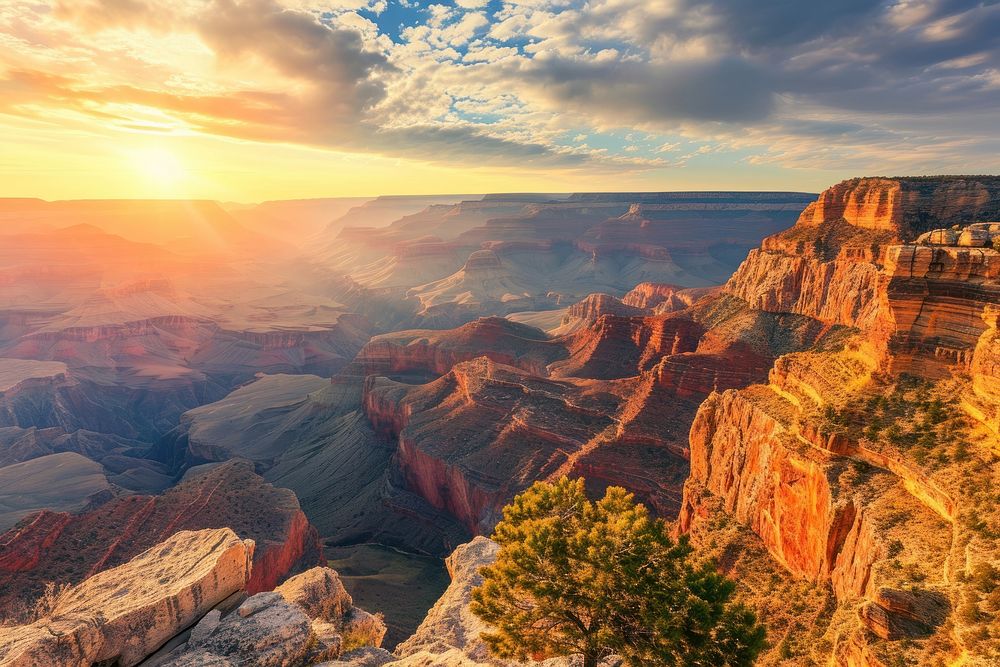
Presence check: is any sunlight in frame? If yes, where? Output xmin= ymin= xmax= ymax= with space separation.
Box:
xmin=129 ymin=146 xmax=187 ymax=191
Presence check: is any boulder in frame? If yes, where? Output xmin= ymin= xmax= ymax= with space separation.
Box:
xmin=171 ymin=592 xmax=312 ymax=667
xmin=275 ymin=566 xmax=353 ymax=622
xmin=343 ymin=608 xmax=389 ymax=649
xmin=0 ymin=528 xmax=254 ymax=667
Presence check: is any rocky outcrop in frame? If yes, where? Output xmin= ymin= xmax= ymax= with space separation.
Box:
xmin=0 ymin=460 xmax=323 ymax=610
xmin=363 ymin=359 xmax=622 ymax=534
xmin=275 ymin=566 xmax=388 ymax=649
xmin=858 ymin=588 xmax=951 ymax=640
xmin=882 ymin=245 xmax=1000 ymax=376
xmin=276 ymin=567 xmax=354 ymax=622
xmin=724 ymin=244 xmax=884 ymax=329
xmin=0 ymin=529 xmax=390 ymax=667
xmin=0 ymin=528 xmax=254 ymax=667
xmin=394 ymin=537 xmax=499 ymax=663
xmin=795 ymin=176 xmax=1000 ymax=236
xmin=161 ymin=566 xmax=386 ymax=666
xmin=621 ymin=282 xmax=717 ymax=312
xmin=562 ymin=293 xmax=644 ymax=325
xmin=555 ymin=313 xmax=704 ymax=380
xmin=176 ymin=591 xmax=315 ymax=666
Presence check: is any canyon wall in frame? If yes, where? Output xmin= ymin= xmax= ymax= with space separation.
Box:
xmin=678 ymin=176 xmax=1000 ymax=666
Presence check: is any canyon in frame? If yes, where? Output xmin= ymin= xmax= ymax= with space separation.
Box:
xmin=0 ymin=177 xmax=997 ymax=666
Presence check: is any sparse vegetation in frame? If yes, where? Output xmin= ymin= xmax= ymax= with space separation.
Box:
xmin=471 ymin=477 xmax=766 ymax=667
xmin=341 ymin=610 xmax=387 ymax=652
xmin=0 ymin=580 xmax=71 ymax=626
xmin=817 ymin=374 xmax=970 ymax=468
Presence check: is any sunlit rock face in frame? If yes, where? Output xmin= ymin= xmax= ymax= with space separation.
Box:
xmin=725 ymin=176 xmax=1000 ymax=369
xmin=677 ymin=177 xmax=1000 ymax=664
xmin=795 ymin=176 xmax=1000 ymax=235
xmin=966 ymin=306 xmax=1000 ymax=436
xmin=880 ymin=244 xmax=1000 ymax=378
xmin=0 ymin=460 xmax=322 ymax=610
xmin=0 ymin=529 xmax=388 ymax=667
xmin=0 ymin=527 xmax=255 ymax=667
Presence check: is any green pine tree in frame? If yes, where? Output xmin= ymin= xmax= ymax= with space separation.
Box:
xmin=471 ymin=477 xmax=766 ymax=667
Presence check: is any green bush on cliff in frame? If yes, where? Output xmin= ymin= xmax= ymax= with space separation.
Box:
xmin=471 ymin=477 xmax=766 ymax=667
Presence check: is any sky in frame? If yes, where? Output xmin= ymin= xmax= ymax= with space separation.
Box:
xmin=0 ymin=0 xmax=998 ymax=201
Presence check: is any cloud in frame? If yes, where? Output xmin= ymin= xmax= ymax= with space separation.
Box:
xmin=520 ymin=54 xmax=775 ymax=124
xmin=196 ymin=0 xmax=392 ymax=126
xmin=4 ymin=0 xmax=1000 ymax=179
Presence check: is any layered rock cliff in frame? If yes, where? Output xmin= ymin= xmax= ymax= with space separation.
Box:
xmin=677 ymin=176 xmax=1000 ymax=666
xmin=358 ymin=317 xmax=567 ymax=379
xmin=794 ymin=176 xmax=1000 ymax=236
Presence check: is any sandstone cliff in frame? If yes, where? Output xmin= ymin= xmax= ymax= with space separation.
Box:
xmin=676 ymin=176 xmax=1000 ymax=665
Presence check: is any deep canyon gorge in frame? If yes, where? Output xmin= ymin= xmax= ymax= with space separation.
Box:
xmin=0 ymin=177 xmax=998 ymax=666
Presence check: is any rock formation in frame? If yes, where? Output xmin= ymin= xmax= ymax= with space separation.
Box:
xmin=0 ymin=460 xmax=323 ymax=610
xmin=358 ymin=317 xmax=567 ymax=379
xmin=0 ymin=528 xmax=255 ymax=667
xmin=677 ymin=176 xmax=1000 ymax=666
xmin=0 ymin=451 xmax=111 ymax=531
xmin=0 ymin=528 xmax=388 ymax=667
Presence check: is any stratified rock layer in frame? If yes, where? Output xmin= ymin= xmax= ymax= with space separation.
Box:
xmin=0 ymin=528 xmax=254 ymax=667
xmin=678 ymin=176 xmax=1000 ymax=665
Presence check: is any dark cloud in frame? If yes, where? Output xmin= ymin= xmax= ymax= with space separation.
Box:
xmin=683 ymin=0 xmax=1000 ymax=115
xmin=551 ymin=0 xmax=1000 ymax=125
xmin=674 ymin=0 xmax=883 ymax=50
xmin=196 ymin=0 xmax=393 ymax=130
xmin=522 ymin=56 xmax=774 ymax=124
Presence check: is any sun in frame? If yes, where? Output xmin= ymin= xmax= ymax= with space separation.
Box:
xmin=129 ymin=146 xmax=187 ymax=191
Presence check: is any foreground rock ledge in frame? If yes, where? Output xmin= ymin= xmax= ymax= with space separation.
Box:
xmin=0 ymin=528 xmax=254 ymax=667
